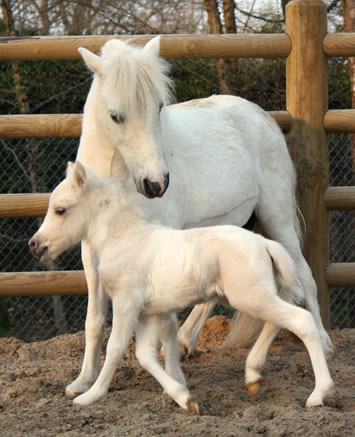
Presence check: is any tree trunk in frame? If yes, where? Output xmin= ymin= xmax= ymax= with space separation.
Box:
xmin=203 ymin=0 xmax=237 ymax=94
xmin=342 ymin=0 xmax=355 ymax=173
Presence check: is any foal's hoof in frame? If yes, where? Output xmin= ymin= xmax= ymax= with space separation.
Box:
xmin=186 ymin=396 xmax=202 ymax=415
xmin=248 ymin=380 xmax=261 ymax=396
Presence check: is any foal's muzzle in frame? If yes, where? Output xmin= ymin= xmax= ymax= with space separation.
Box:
xmin=140 ymin=173 xmax=170 ymax=199
xmin=29 ymin=236 xmax=48 ymax=261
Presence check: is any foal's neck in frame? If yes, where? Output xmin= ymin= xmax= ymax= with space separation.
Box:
xmin=85 ymin=184 xmax=148 ymax=255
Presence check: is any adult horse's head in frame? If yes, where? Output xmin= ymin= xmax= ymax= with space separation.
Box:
xmin=78 ymin=37 xmax=173 ymax=199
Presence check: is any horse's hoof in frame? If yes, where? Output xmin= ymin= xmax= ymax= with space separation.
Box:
xmin=176 ymin=342 xmax=190 ymax=362
xmin=248 ymin=380 xmax=261 ymax=396
xmin=186 ymin=396 xmax=202 ymax=415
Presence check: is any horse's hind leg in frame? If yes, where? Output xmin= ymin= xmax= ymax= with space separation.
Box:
xmin=177 ymin=299 xmax=218 ymax=359
xmin=66 ymin=242 xmax=109 ymax=398
xmin=136 ymin=315 xmax=201 ymax=415
xmin=245 ymin=322 xmax=280 ymax=395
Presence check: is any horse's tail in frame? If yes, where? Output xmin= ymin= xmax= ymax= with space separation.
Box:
xmin=221 ymin=239 xmax=304 ymax=350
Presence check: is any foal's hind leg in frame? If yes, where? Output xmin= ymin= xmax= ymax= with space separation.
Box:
xmin=66 ymin=242 xmax=109 ymax=398
xmin=255 ymin=188 xmax=333 ymax=355
xmin=245 ymin=322 xmax=280 ymax=395
xmin=136 ymin=315 xmax=200 ymax=414
xmin=260 ymin=220 xmax=332 ymax=355
xmin=241 ymin=296 xmax=334 ymax=407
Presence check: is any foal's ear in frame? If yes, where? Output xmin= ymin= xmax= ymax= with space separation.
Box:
xmin=78 ymin=47 xmax=101 ymax=74
xmin=73 ymin=161 xmax=87 ymax=191
xmin=143 ymin=36 xmax=161 ymax=57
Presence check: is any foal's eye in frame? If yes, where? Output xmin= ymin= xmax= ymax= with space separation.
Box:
xmin=55 ymin=207 xmax=66 ymax=216
xmin=159 ymin=103 xmax=164 ymax=113
xmin=110 ymin=111 xmax=125 ymax=124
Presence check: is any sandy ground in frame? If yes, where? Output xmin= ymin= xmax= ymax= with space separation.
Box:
xmin=1 ymin=316 xmax=354 ymax=437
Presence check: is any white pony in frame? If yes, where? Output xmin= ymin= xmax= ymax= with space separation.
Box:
xmin=29 ymin=162 xmax=334 ymax=411
xmin=67 ymin=36 xmax=332 ymax=398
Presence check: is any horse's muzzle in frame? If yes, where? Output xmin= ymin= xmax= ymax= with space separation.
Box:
xmin=29 ymin=236 xmax=48 ymax=261
xmin=141 ymin=173 xmax=170 ymax=199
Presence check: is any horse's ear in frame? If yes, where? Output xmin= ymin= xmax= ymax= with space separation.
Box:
xmin=66 ymin=161 xmax=75 ymax=177
xmin=78 ymin=47 xmax=101 ymax=74
xmin=143 ymin=36 xmax=161 ymax=57
xmin=73 ymin=161 xmax=87 ymax=191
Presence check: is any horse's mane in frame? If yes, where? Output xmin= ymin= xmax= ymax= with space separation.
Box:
xmin=100 ymin=39 xmax=174 ymax=118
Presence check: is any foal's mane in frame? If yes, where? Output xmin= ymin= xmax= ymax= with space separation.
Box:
xmin=84 ymin=169 xmax=146 ymax=222
xmin=100 ymin=39 xmax=174 ymax=117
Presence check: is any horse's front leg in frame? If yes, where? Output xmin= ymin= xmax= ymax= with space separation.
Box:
xmin=73 ymin=294 xmax=138 ymax=406
xmin=177 ymin=300 xmax=217 ymax=359
xmin=66 ymin=242 xmax=108 ymax=398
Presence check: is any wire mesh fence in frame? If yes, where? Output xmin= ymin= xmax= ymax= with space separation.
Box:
xmin=0 ymin=131 xmax=353 ymax=341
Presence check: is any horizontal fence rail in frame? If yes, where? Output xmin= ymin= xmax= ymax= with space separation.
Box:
xmin=323 ymin=33 xmax=355 ymax=57
xmin=324 ymin=187 xmax=355 ymax=210
xmin=0 ymin=32 xmax=355 ymax=62
xmin=0 ymin=263 xmax=353 ymax=297
xmin=0 ymin=111 xmax=292 ymax=139
xmin=324 ymin=109 xmax=355 ymax=133
xmin=0 ymin=114 xmax=82 ymax=138
xmin=0 ymin=193 xmax=49 ymax=217
xmin=3 ymin=109 xmax=355 ymax=140
xmin=0 ymin=34 xmax=291 ymax=61
xmin=0 ymin=271 xmax=87 ymax=296
xmin=326 ymin=263 xmax=355 ymax=287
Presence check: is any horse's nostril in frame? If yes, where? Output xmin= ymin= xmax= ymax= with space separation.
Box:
xmin=143 ymin=179 xmax=162 ymax=198
xmin=29 ymin=238 xmax=37 ymax=250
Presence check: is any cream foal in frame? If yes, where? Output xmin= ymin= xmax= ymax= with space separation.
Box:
xmin=29 ymin=162 xmax=334 ymax=413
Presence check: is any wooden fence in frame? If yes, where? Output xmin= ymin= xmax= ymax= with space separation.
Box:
xmin=0 ymin=0 xmax=354 ymax=328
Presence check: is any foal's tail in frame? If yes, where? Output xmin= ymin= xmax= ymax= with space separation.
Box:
xmin=221 ymin=239 xmax=304 ymax=350
xmin=265 ymin=239 xmax=305 ymax=305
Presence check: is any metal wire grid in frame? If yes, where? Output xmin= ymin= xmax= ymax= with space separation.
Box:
xmin=0 ymin=132 xmax=353 ymax=341
xmin=328 ymin=133 xmax=355 ymax=329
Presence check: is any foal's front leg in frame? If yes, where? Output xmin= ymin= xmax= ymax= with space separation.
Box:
xmin=160 ymin=313 xmax=187 ymax=386
xmin=66 ymin=242 xmax=108 ymax=398
xmin=136 ymin=315 xmax=201 ymax=414
xmin=73 ymin=294 xmax=138 ymax=406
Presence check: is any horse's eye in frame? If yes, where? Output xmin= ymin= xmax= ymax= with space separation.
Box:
xmin=159 ymin=103 xmax=164 ymax=113
xmin=55 ymin=207 xmax=66 ymax=216
xmin=110 ymin=111 xmax=125 ymax=124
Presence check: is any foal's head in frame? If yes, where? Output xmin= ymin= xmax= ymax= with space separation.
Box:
xmin=29 ymin=162 xmax=90 ymax=262
xmin=79 ymin=36 xmax=174 ymax=199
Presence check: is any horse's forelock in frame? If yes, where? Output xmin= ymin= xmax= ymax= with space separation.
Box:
xmin=100 ymin=40 xmax=173 ymax=117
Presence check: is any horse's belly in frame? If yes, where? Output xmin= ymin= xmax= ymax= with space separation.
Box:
xmin=185 ymin=194 xmax=257 ymax=229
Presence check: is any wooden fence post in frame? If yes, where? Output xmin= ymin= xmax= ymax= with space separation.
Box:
xmin=286 ymin=0 xmax=330 ymax=327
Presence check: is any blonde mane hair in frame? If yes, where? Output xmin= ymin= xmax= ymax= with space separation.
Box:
xmin=100 ymin=39 xmax=174 ymax=118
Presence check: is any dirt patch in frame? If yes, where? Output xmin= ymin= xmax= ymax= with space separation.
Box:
xmin=1 ymin=316 xmax=354 ymax=436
